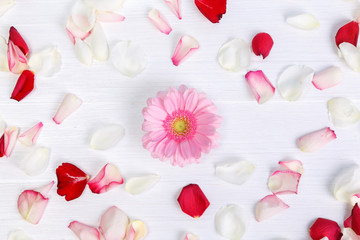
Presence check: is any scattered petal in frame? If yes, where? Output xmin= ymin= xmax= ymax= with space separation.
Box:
xmin=90 ymin=124 xmax=125 ymax=150
xmin=11 ymin=70 xmax=35 ymax=102
xmin=124 ymin=220 xmax=147 ymax=240
xmin=53 ymin=93 xmax=82 ymax=125
xmin=278 ymin=65 xmax=314 ymax=101
xmin=74 ymin=38 xmax=93 ymax=65
xmin=286 ymin=13 xmax=320 ymax=30
xmin=255 ymin=194 xmax=289 ymax=222
xmin=184 ymin=233 xmax=198 ymax=240
xmin=177 ymin=184 xmax=210 ymax=218
xmin=215 ymin=160 xmax=255 ymax=185
xmin=334 ymin=165 xmax=360 ymax=202
xmin=297 ymin=127 xmax=336 ymax=153
xmin=164 ymin=0 xmax=181 ymax=19
xmin=96 ymin=11 xmax=125 ymax=22
xmin=8 ymin=230 xmax=31 ymax=240
xmin=312 ymin=66 xmax=343 ymax=90
xmin=268 ymin=170 xmax=301 ymax=194
xmin=125 ymin=174 xmax=160 ymax=195
xmin=339 ymin=42 xmax=360 ymax=72
xmin=278 ymin=160 xmax=304 ymax=174
xmin=9 ymin=27 xmax=29 ymax=56
xmin=66 ymin=17 xmax=91 ymax=44
xmin=7 ymin=40 xmax=28 ymax=74
xmin=89 ymin=22 xmax=109 ymax=61
xmin=28 ymin=46 xmax=61 ymax=77
xmin=20 ymin=147 xmax=50 ymax=176
xmin=215 ymin=204 xmax=247 ymax=240
xmin=0 ymin=115 xmax=6 ymax=136
xmin=71 ymin=0 xmax=96 ymax=32
xmin=0 ymin=35 xmax=9 ymax=71
xmin=251 ymin=32 xmax=274 ymax=59
xmin=111 ymin=41 xmax=147 ymax=77
xmin=342 ymin=228 xmax=360 ymax=240
xmin=172 ymin=35 xmax=199 ymax=66
xmin=328 ymin=98 xmax=360 ymax=127
xmin=83 ymin=0 xmax=125 ymax=11
xmin=4 ymin=126 xmax=19 ymax=157
xmin=217 ymin=39 xmax=250 ymax=72
xmin=148 ymin=9 xmax=172 ymax=35
xmin=344 ymin=203 xmax=360 ymax=235
xmin=335 ymin=21 xmax=359 ymax=48
xmin=245 ymin=70 xmax=275 ymax=104
xmin=68 ymin=221 xmax=102 ymax=240
xmin=88 ymin=163 xmax=123 ymax=194
xmin=99 ymin=206 xmax=129 ymax=240
xmin=309 ymin=218 xmax=343 ymax=240
xmin=351 ymin=194 xmax=360 ymax=206
xmin=194 ymin=0 xmax=226 ymax=23
xmin=56 ymin=163 xmax=89 ymax=201
xmin=18 ymin=122 xmax=43 ymax=146
xmin=0 ymin=0 xmax=14 ymax=17
xmin=0 ymin=134 xmax=4 ymax=158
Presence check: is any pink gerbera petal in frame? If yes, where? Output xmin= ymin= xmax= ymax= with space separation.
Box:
xmin=87 ymin=163 xmax=123 ymax=194
xmin=148 ymin=9 xmax=172 ymax=35
xmin=171 ymin=35 xmax=199 ymax=66
xmin=297 ymin=127 xmax=336 ymax=153
xmin=164 ymin=0 xmax=181 ymax=19
xmin=268 ymin=170 xmax=301 ymax=194
xmin=255 ymin=194 xmax=289 ymax=222
xmin=68 ymin=221 xmax=102 ymax=240
xmin=245 ymin=70 xmax=275 ymax=104
xmin=18 ymin=122 xmax=43 ymax=146
xmin=309 ymin=218 xmax=343 ymax=240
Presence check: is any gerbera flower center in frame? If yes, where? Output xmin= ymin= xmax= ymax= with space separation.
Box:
xmin=163 ymin=110 xmax=197 ymax=142
xmin=173 ymin=119 xmax=187 ymax=134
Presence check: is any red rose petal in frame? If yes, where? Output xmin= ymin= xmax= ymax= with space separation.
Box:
xmin=0 ymin=134 xmax=4 ymax=158
xmin=194 ymin=0 xmax=226 ymax=23
xmin=252 ymin=32 xmax=274 ymax=59
xmin=11 ymin=70 xmax=35 ymax=102
xmin=335 ymin=21 xmax=359 ymax=48
xmin=309 ymin=218 xmax=343 ymax=240
xmin=344 ymin=203 xmax=360 ymax=235
xmin=177 ymin=184 xmax=210 ymax=218
xmin=56 ymin=163 xmax=89 ymax=201
xmin=9 ymin=26 xmax=29 ymax=56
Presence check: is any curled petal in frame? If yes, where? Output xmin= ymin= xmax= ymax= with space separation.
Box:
xmin=177 ymin=184 xmax=210 ymax=218
xmin=88 ymin=163 xmax=123 ymax=194
xmin=66 ymin=17 xmax=91 ymax=44
xmin=245 ymin=70 xmax=275 ymax=104
xmin=339 ymin=42 xmax=360 ymax=72
xmin=28 ymin=46 xmax=61 ymax=77
xmin=0 ymin=0 xmax=14 ymax=17
xmin=68 ymin=221 xmax=101 ymax=240
xmin=99 ymin=206 xmax=129 ymax=240
xmin=90 ymin=124 xmax=125 ymax=150
xmin=328 ymin=98 xmax=360 ymax=127
xmin=20 ymin=147 xmax=50 ymax=176
xmin=215 ymin=160 xmax=255 ymax=185
xmin=255 ymin=194 xmax=289 ymax=222
xmin=9 ymin=27 xmax=29 ymax=56
xmin=83 ymin=0 xmax=125 ymax=11
xmin=72 ymin=0 xmax=96 ymax=32
xmin=56 ymin=163 xmax=89 ymax=201
xmin=297 ymin=127 xmax=336 ymax=153
xmin=251 ymin=32 xmax=274 ymax=59
xmin=335 ymin=21 xmax=359 ymax=47
xmin=286 ymin=13 xmax=320 ymax=30
xmin=11 ymin=70 xmax=35 ymax=102
xmin=74 ymin=38 xmax=93 ymax=65
xmin=89 ymin=22 xmax=109 ymax=61
xmin=334 ymin=165 xmax=360 ymax=202
xmin=96 ymin=11 xmax=125 ymax=22
xmin=124 ymin=220 xmax=147 ymax=240
xmin=217 ymin=39 xmax=250 ymax=72
xmin=309 ymin=218 xmax=343 ymax=240
xmin=268 ymin=170 xmax=301 ymax=194
xmin=125 ymin=174 xmax=160 ymax=195
xmin=215 ymin=204 xmax=247 ymax=240
xmin=53 ymin=93 xmax=82 ymax=125
xmin=172 ymin=35 xmax=199 ymax=66
xmin=312 ymin=66 xmax=343 ymax=90
xmin=344 ymin=203 xmax=360 ymax=235
xmin=4 ymin=126 xmax=19 ymax=157
xmin=18 ymin=122 xmax=43 ymax=147
xmin=7 ymin=40 xmax=28 ymax=74
xmin=278 ymin=65 xmax=314 ymax=101
xmin=111 ymin=41 xmax=147 ymax=77
xmin=8 ymin=230 xmax=31 ymax=240
xmin=194 ymin=0 xmax=226 ymax=23
xmin=184 ymin=233 xmax=198 ymax=240
xmin=164 ymin=0 xmax=181 ymax=19
xmin=148 ymin=9 xmax=172 ymax=35
xmin=278 ymin=160 xmax=304 ymax=174
xmin=0 ymin=35 xmax=9 ymax=71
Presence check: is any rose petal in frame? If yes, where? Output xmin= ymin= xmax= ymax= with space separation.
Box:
xmin=111 ymin=41 xmax=147 ymax=77
xmin=268 ymin=170 xmax=301 ymax=194
xmin=245 ymin=70 xmax=275 ymax=104
xmin=312 ymin=66 xmax=343 ymax=90
xmin=342 ymin=228 xmax=360 ymax=240
xmin=8 ymin=230 xmax=32 ymax=240
xmin=278 ymin=160 xmax=304 ymax=174
xmin=177 ymin=184 xmax=210 ymax=218
xmin=164 ymin=0 xmax=181 ymax=19
xmin=20 ymin=147 xmax=50 ymax=176
xmin=28 ymin=46 xmax=61 ymax=77
xmin=148 ymin=9 xmax=172 ymax=35
xmin=335 ymin=21 xmax=359 ymax=48
xmin=0 ymin=35 xmax=9 ymax=71
xmin=0 ymin=116 xmax=5 ymax=135
xmin=88 ymin=22 xmax=108 ymax=61
xmin=334 ymin=165 xmax=360 ymax=202
xmin=74 ymin=38 xmax=93 ymax=65
xmin=255 ymin=194 xmax=289 ymax=222
xmin=172 ymin=35 xmax=199 ymax=66
xmin=9 ymin=27 xmax=29 ymax=56
xmin=217 ymin=39 xmax=250 ymax=72
xmin=215 ymin=160 xmax=255 ymax=185
xmin=35 ymin=181 xmax=54 ymax=197
xmin=83 ymin=0 xmax=125 ymax=11
xmin=344 ymin=203 xmax=360 ymax=235
xmin=11 ymin=70 xmax=35 ymax=102
xmin=71 ymin=0 xmax=96 ymax=32
xmin=99 ymin=206 xmax=129 ymax=240
xmin=251 ymin=32 xmax=274 ymax=59
xmin=351 ymin=194 xmax=360 ymax=207
xmin=7 ymin=40 xmax=28 ymax=74
xmin=56 ymin=163 xmax=89 ymax=201
xmin=278 ymin=65 xmax=314 ymax=101
xmin=184 ymin=233 xmax=199 ymax=240
xmin=194 ymin=0 xmax=226 ymax=23
xmin=53 ymin=93 xmax=82 ymax=125
xmin=339 ymin=42 xmax=360 ymax=72
xmin=90 ymin=124 xmax=125 ymax=150
xmin=18 ymin=122 xmax=43 ymax=146
xmin=4 ymin=126 xmax=19 ymax=157
xmin=215 ymin=204 xmax=247 ymax=240
xmin=0 ymin=134 xmax=4 ymax=158
xmin=96 ymin=11 xmax=125 ymax=22
xmin=66 ymin=17 xmax=91 ymax=44
xmin=0 ymin=0 xmax=14 ymax=17
xmin=125 ymin=174 xmax=160 ymax=195
xmin=328 ymin=97 xmax=360 ymax=127
xmin=286 ymin=13 xmax=320 ymax=30
xmin=88 ymin=163 xmax=123 ymax=194
xmin=124 ymin=220 xmax=147 ymax=240
xmin=297 ymin=127 xmax=336 ymax=153
xmin=68 ymin=221 xmax=102 ymax=240
xmin=309 ymin=218 xmax=343 ymax=240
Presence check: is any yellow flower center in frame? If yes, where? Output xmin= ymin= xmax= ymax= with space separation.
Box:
xmin=173 ymin=119 xmax=187 ymax=134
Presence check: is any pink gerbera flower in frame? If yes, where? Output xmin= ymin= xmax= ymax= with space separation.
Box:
xmin=142 ymin=85 xmax=221 ymax=167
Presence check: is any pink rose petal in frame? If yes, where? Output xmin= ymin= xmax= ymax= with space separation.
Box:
xmin=99 ymin=206 xmax=129 ymax=240
xmin=18 ymin=122 xmax=43 ymax=146
xmin=87 ymin=163 xmax=124 ymax=194
xmin=148 ymin=9 xmax=172 ymax=35
xmin=53 ymin=93 xmax=82 ymax=124
xmin=124 ymin=220 xmax=147 ymax=240
xmin=268 ymin=170 xmax=301 ymax=194
xmin=297 ymin=127 xmax=336 ymax=153
xmin=278 ymin=160 xmax=304 ymax=174
xmin=97 ymin=11 xmax=125 ymax=22
xmin=7 ymin=40 xmax=28 ymax=74
xmin=68 ymin=221 xmax=102 ymax=240
xmin=255 ymin=194 xmax=289 ymax=222
xmin=312 ymin=66 xmax=343 ymax=90
xmin=66 ymin=17 xmax=91 ymax=45
xmin=71 ymin=0 xmax=96 ymax=33
xmin=185 ymin=233 xmax=199 ymax=240
xmin=245 ymin=70 xmax=275 ymax=104
xmin=4 ymin=126 xmax=19 ymax=157
xmin=172 ymin=35 xmax=199 ymax=66
xmin=164 ymin=0 xmax=181 ymax=19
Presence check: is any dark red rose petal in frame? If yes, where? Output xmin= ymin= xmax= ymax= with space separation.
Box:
xmin=0 ymin=135 xmax=4 ymax=158
xmin=335 ymin=21 xmax=359 ymax=48
xmin=252 ymin=32 xmax=274 ymax=59
xmin=11 ymin=70 xmax=35 ymax=102
xmin=344 ymin=203 xmax=360 ymax=235
xmin=9 ymin=26 xmax=29 ymax=56
xmin=309 ymin=218 xmax=343 ymax=240
xmin=56 ymin=163 xmax=89 ymax=201
xmin=194 ymin=0 xmax=226 ymax=23
xmin=177 ymin=184 xmax=210 ymax=218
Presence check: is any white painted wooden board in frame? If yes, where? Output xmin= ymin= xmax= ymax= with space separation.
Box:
xmin=0 ymin=0 xmax=359 ymax=239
